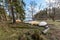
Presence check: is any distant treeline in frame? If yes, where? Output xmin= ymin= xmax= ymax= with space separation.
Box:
xmin=34 ymin=7 xmax=60 ymax=20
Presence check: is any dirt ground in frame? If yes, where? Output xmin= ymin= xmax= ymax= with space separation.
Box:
xmin=46 ymin=24 xmax=60 ymax=40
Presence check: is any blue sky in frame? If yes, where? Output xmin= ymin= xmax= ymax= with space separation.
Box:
xmin=24 ymin=0 xmax=47 ymax=20
xmin=24 ymin=0 xmax=47 ymax=10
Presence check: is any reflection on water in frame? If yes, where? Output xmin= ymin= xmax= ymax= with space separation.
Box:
xmin=24 ymin=17 xmax=32 ymax=23
xmin=25 ymin=17 xmax=32 ymax=21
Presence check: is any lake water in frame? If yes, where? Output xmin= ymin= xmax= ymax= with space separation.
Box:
xmin=25 ymin=17 xmax=32 ymax=21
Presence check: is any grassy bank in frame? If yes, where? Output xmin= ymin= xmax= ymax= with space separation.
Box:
xmin=0 ymin=22 xmax=46 ymax=40
xmin=0 ymin=20 xmax=60 ymax=40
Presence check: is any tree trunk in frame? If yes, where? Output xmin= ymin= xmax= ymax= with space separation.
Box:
xmin=52 ymin=8 xmax=55 ymax=21
xmin=11 ymin=6 xmax=16 ymax=23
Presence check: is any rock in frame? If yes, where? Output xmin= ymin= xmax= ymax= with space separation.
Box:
xmin=28 ymin=21 xmax=39 ymax=25
xmin=45 ymin=26 xmax=49 ymax=29
xmin=39 ymin=21 xmax=47 ymax=26
xmin=16 ymin=19 xmax=21 ymax=23
xmin=42 ymin=27 xmax=50 ymax=34
xmin=24 ymin=21 xmax=39 ymax=25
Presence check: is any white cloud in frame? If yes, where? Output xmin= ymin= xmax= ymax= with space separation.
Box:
xmin=45 ymin=0 xmax=60 ymax=8
xmin=25 ymin=5 xmax=40 ymax=21
xmin=34 ymin=7 xmax=40 ymax=14
xmin=26 ymin=5 xmax=40 ymax=14
xmin=45 ymin=0 xmax=55 ymax=3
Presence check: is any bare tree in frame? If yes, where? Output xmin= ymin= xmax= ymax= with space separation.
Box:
xmin=29 ymin=1 xmax=37 ymax=20
xmin=46 ymin=0 xmax=56 ymax=21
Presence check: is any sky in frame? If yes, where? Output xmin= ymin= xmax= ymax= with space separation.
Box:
xmin=24 ymin=0 xmax=47 ymax=20
xmin=0 ymin=0 xmax=59 ymax=21
xmin=24 ymin=0 xmax=47 ymax=12
xmin=24 ymin=0 xmax=60 ymax=21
